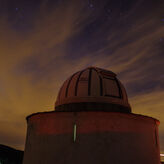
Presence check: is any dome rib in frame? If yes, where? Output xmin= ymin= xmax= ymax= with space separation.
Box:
xmin=91 ymin=67 xmax=103 ymax=96
xmin=66 ymin=72 xmax=78 ymax=98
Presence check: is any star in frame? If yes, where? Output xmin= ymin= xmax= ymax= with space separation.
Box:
xmin=89 ymin=3 xmax=93 ymax=8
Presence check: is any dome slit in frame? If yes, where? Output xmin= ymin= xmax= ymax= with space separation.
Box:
xmin=75 ymin=70 xmax=84 ymax=96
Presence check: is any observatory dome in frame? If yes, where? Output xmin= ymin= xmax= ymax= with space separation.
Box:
xmin=55 ymin=67 xmax=131 ymax=113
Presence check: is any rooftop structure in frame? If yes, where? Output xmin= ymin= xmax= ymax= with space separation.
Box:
xmin=23 ymin=66 xmax=160 ymax=164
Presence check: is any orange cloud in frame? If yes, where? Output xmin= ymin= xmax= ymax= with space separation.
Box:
xmin=0 ymin=0 xmax=163 ymax=152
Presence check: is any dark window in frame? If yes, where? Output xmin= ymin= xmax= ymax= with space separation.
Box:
xmin=103 ymin=78 xmax=120 ymax=98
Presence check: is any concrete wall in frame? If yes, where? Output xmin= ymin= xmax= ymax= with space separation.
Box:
xmin=23 ymin=111 xmax=160 ymax=164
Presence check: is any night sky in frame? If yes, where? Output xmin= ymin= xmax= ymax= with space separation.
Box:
xmin=0 ymin=0 xmax=164 ymax=158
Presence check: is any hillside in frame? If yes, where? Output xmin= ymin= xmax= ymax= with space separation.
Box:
xmin=0 ymin=144 xmax=23 ymax=164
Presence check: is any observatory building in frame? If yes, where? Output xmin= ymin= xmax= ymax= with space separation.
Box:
xmin=23 ymin=67 xmax=160 ymax=164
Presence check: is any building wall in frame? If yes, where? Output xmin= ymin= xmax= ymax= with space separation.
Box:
xmin=23 ymin=111 xmax=160 ymax=164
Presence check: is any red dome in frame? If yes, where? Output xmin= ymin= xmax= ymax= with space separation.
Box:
xmin=55 ymin=66 xmax=131 ymax=113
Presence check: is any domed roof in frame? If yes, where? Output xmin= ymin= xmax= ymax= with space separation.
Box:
xmin=55 ymin=66 xmax=131 ymax=113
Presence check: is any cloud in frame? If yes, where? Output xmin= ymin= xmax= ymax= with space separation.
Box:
xmin=0 ymin=0 xmax=163 ymax=151
xmin=129 ymin=90 xmax=164 ymax=151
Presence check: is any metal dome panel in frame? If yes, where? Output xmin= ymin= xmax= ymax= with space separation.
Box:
xmin=90 ymin=69 xmax=100 ymax=96
xmin=77 ymin=69 xmax=89 ymax=96
xmin=67 ymin=72 xmax=80 ymax=97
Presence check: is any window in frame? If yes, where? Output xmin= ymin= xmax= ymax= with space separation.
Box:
xmin=103 ymin=78 xmax=120 ymax=98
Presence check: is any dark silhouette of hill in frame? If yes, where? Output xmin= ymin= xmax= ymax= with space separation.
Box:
xmin=0 ymin=144 xmax=23 ymax=164
xmin=0 ymin=144 xmax=163 ymax=164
